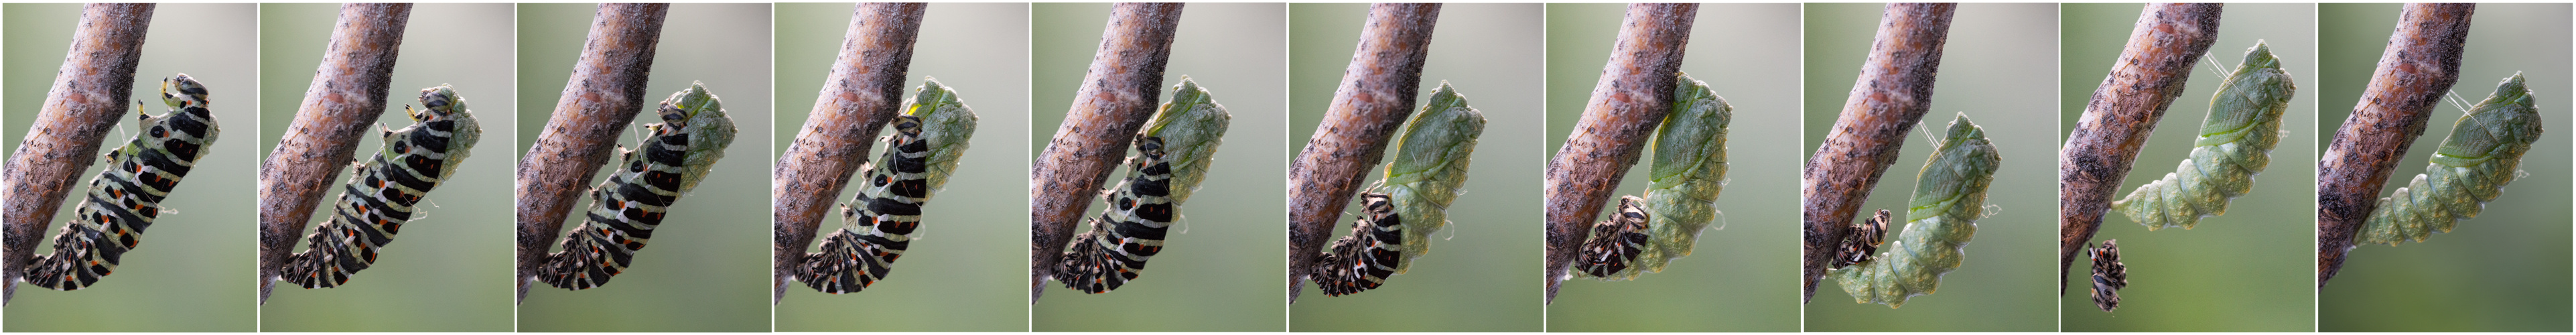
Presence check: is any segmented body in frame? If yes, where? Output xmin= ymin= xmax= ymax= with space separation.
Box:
xmin=2089 ymin=239 xmax=2127 ymax=312
xmin=1312 ymin=193 xmax=1404 ymax=296
xmin=1572 ymin=74 xmax=1727 ymax=281
xmin=1827 ymin=114 xmax=1998 ymax=308
xmin=1054 ymin=137 xmax=1173 ymax=294
xmin=25 ymin=74 xmax=220 ymax=290
xmin=536 ymin=84 xmax=736 ymax=290
xmin=1576 ymin=197 xmax=1649 ymax=278
xmin=798 ymin=116 xmax=928 ymax=293
xmin=279 ymin=85 xmax=480 ymax=289
xmin=2114 ymin=43 xmax=2296 ymax=230
xmin=2360 ymin=74 xmax=2543 ymax=246
xmin=1832 ymin=209 xmax=1891 ymax=270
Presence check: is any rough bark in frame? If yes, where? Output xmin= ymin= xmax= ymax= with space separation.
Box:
xmin=771 ymin=3 xmax=923 ymax=304
xmin=2055 ymin=3 xmax=2222 ymax=295
xmin=1539 ymin=3 xmax=1692 ymax=304
xmin=514 ymin=3 xmax=667 ymax=302
xmin=1799 ymin=3 xmax=1952 ymax=303
xmin=0 ymin=3 xmax=153 ymax=305
xmin=2318 ymin=3 xmax=2473 ymax=286
xmin=1282 ymin=3 xmax=1441 ymax=303
xmin=255 ymin=3 xmax=412 ymax=304
xmin=1028 ymin=3 xmax=1183 ymax=302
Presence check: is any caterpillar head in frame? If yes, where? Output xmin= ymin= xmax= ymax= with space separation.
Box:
xmin=412 ymin=84 xmax=466 ymax=122
xmin=890 ymin=115 xmax=924 ymax=137
xmin=1359 ymin=192 xmax=1395 ymax=214
xmin=1134 ymin=136 xmax=1166 ymax=159
xmin=161 ymin=74 xmax=210 ymax=111
xmin=656 ymin=81 xmax=721 ymax=125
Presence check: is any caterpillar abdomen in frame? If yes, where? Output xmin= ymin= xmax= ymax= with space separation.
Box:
xmin=1827 ymin=113 xmax=1998 ymax=308
xmin=1311 ymin=192 xmax=1404 ymax=296
xmin=279 ymin=85 xmax=481 ymax=289
xmin=2113 ymin=42 xmax=2295 ymax=230
xmin=25 ymin=74 xmax=220 ymax=291
xmin=1053 ymin=137 xmax=1173 ymax=294
xmin=537 ymin=82 xmax=737 ymax=290
xmin=2360 ymin=74 xmax=2543 ymax=246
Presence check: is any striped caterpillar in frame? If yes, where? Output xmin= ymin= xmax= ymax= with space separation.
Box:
xmin=1054 ymin=78 xmax=1229 ymax=294
xmin=797 ymin=79 xmax=979 ymax=293
xmin=533 ymin=82 xmax=738 ymax=291
xmin=1576 ymin=73 xmax=1728 ymax=281
xmin=2088 ymin=239 xmax=2126 ymax=312
xmin=277 ymin=85 xmax=482 ymax=290
xmin=1308 ymin=82 xmax=1485 ymax=296
xmin=2359 ymin=74 xmax=2543 ymax=246
xmin=2112 ymin=42 xmax=2297 ymax=230
xmin=21 ymin=74 xmax=220 ymax=291
xmin=1826 ymin=113 xmax=1998 ymax=308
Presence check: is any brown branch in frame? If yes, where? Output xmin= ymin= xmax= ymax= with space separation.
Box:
xmin=0 ymin=3 xmax=153 ymax=306
xmin=2055 ymin=3 xmax=2221 ymax=295
xmin=1539 ymin=3 xmax=1692 ymax=305
xmin=1028 ymin=3 xmax=1182 ymax=303
xmin=2319 ymin=3 xmax=2473 ymax=286
xmin=514 ymin=3 xmax=667 ymax=303
xmin=1284 ymin=3 xmax=1440 ymax=304
xmin=771 ymin=3 xmax=922 ymax=304
xmin=1798 ymin=3 xmax=1952 ymax=303
xmin=253 ymin=3 xmax=412 ymax=304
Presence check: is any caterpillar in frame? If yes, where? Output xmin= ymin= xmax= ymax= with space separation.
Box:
xmin=1311 ymin=192 xmax=1404 ymax=296
xmin=797 ymin=79 xmax=979 ymax=293
xmin=534 ymin=82 xmax=738 ymax=290
xmin=2088 ymin=239 xmax=2127 ymax=312
xmin=277 ymin=85 xmax=482 ymax=289
xmin=2112 ymin=42 xmax=2297 ymax=230
xmin=1305 ymin=82 xmax=1485 ymax=296
xmin=2359 ymin=74 xmax=2543 ymax=246
xmin=1575 ymin=73 xmax=1728 ymax=281
xmin=23 ymin=74 xmax=220 ymax=291
xmin=1826 ymin=113 xmax=1998 ymax=308
xmin=1053 ymin=78 xmax=1229 ymax=294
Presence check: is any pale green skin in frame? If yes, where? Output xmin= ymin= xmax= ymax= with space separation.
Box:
xmin=1586 ymin=74 xmax=1728 ymax=281
xmin=907 ymin=78 xmax=979 ymax=192
xmin=2114 ymin=42 xmax=2296 ymax=230
xmin=1374 ymin=82 xmax=1485 ymax=273
xmin=420 ymin=85 xmax=482 ymax=182
xmin=1829 ymin=113 xmax=1999 ymax=308
xmin=661 ymin=82 xmax=739 ymax=194
xmin=1144 ymin=77 xmax=1230 ymax=204
xmin=2362 ymin=74 xmax=2543 ymax=246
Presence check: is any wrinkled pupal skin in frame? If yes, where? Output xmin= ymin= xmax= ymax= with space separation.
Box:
xmin=2114 ymin=42 xmax=2297 ymax=230
xmin=1828 ymin=113 xmax=1999 ymax=308
xmin=2361 ymin=74 xmax=2543 ymax=246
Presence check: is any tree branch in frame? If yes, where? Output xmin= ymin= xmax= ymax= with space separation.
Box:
xmin=254 ymin=3 xmax=412 ymax=304
xmin=1539 ymin=3 xmax=1692 ymax=304
xmin=1799 ymin=3 xmax=1952 ymax=303
xmin=1028 ymin=3 xmax=1182 ymax=302
xmin=0 ymin=3 xmax=153 ymax=305
xmin=1283 ymin=3 xmax=1440 ymax=304
xmin=771 ymin=3 xmax=922 ymax=304
xmin=2055 ymin=3 xmax=2221 ymax=295
xmin=2318 ymin=3 xmax=2473 ymax=286
xmin=514 ymin=3 xmax=667 ymax=302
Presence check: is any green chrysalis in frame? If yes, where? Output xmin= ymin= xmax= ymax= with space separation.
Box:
xmin=1828 ymin=113 xmax=1999 ymax=308
xmin=2360 ymin=74 xmax=2543 ymax=246
xmin=1580 ymin=73 xmax=1729 ymax=281
xmin=2113 ymin=42 xmax=2296 ymax=230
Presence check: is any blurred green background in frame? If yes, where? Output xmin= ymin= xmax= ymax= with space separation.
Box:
xmin=255 ymin=3 xmax=515 ymax=331
xmin=2057 ymin=3 xmax=2319 ymax=332
xmin=1031 ymin=3 xmax=1286 ymax=331
xmin=2317 ymin=3 xmax=2573 ymax=332
xmin=1801 ymin=3 xmax=2057 ymax=332
xmin=772 ymin=3 xmax=1028 ymax=332
xmin=1 ymin=4 xmax=257 ymax=332
xmin=1284 ymin=3 xmax=1542 ymax=332
xmin=1542 ymin=3 xmax=1800 ymax=332
xmin=514 ymin=3 xmax=770 ymax=332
